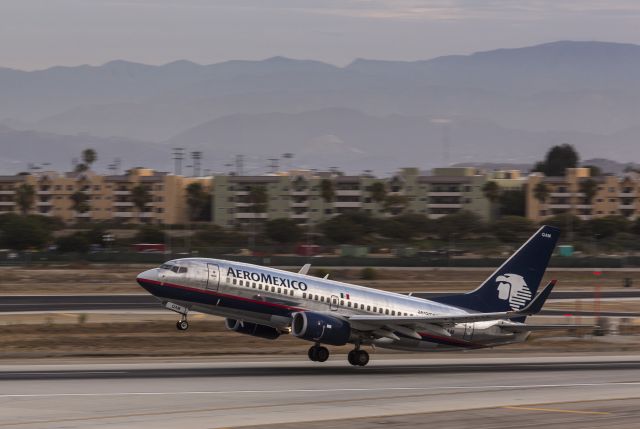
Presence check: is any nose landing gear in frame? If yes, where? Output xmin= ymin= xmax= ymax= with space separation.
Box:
xmin=176 ymin=315 xmax=189 ymax=331
xmin=307 ymin=344 xmax=330 ymax=362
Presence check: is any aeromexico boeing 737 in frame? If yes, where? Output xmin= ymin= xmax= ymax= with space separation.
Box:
xmin=137 ymin=225 xmax=574 ymax=366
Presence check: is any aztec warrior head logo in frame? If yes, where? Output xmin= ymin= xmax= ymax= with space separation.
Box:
xmin=495 ymin=273 xmax=532 ymax=310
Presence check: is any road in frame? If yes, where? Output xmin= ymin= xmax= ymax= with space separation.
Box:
xmin=2 ymin=291 xmax=639 ymax=315
xmin=0 ymin=356 xmax=639 ymax=428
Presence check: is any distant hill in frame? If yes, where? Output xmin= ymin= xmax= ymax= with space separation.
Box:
xmin=2 ymin=41 xmax=640 ymax=171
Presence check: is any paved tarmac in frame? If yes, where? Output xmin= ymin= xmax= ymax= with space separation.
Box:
xmin=2 ymin=291 xmax=639 ymax=313
xmin=0 ymin=355 xmax=638 ymax=428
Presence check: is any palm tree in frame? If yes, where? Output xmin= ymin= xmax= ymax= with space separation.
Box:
xmin=70 ymin=190 xmax=91 ymax=217
xmin=186 ymin=182 xmax=210 ymax=222
xmin=320 ymin=179 xmax=335 ymax=204
xmin=248 ymin=185 xmax=268 ymax=216
xmin=482 ymin=181 xmax=501 ymax=221
xmin=533 ymin=182 xmax=550 ymax=204
xmin=383 ymin=195 xmax=409 ymax=215
xmin=370 ymin=181 xmax=387 ymax=213
xmin=131 ymin=184 xmax=152 ymax=223
xmin=82 ymin=148 xmax=97 ymax=169
xmin=15 ymin=183 xmax=35 ymax=215
xmin=579 ymin=179 xmax=598 ymax=205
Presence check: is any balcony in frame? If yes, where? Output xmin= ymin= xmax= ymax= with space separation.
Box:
xmin=291 ymin=201 xmax=309 ymax=208
xmin=291 ymin=213 xmax=309 ymax=219
xmin=333 ymin=202 xmax=362 ymax=208
xmin=290 ymin=190 xmax=309 ymax=196
xmin=0 ymin=201 xmax=15 ymax=206
xmin=113 ymin=201 xmax=134 ymax=207
xmin=36 ymin=201 xmax=52 ymax=206
xmin=235 ymin=213 xmax=268 ymax=219
xmin=0 ymin=190 xmax=14 ymax=195
xmin=619 ymin=192 xmax=637 ymax=198
xmin=428 ymin=192 xmax=461 ymax=197
xmin=619 ymin=204 xmax=636 ymax=210
xmin=113 ymin=190 xmax=130 ymax=196
xmin=114 ymin=212 xmax=134 ymax=217
xmin=335 ymin=190 xmax=362 ymax=197
xmin=429 ymin=203 xmax=463 ymax=209
xmin=549 ymin=204 xmax=571 ymax=209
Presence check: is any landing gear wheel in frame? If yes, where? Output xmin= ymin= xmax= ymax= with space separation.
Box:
xmin=316 ymin=346 xmax=329 ymax=362
xmin=308 ymin=345 xmax=329 ymax=362
xmin=348 ymin=350 xmax=369 ymax=366
xmin=176 ymin=320 xmax=189 ymax=331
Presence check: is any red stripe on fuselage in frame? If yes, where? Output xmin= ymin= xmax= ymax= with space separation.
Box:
xmin=138 ymin=278 xmax=304 ymax=313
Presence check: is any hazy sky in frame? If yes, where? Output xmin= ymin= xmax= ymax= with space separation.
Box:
xmin=3 ymin=0 xmax=640 ymax=70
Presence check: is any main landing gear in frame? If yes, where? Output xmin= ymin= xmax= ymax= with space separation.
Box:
xmin=176 ymin=315 xmax=189 ymax=331
xmin=347 ymin=347 xmax=369 ymax=367
xmin=307 ymin=344 xmax=330 ymax=362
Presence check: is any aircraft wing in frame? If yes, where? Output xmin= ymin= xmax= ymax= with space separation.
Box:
xmin=348 ymin=280 xmax=556 ymax=327
xmin=498 ymin=324 xmax=595 ymax=333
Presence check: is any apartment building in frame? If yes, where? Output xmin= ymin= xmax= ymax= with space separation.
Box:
xmin=212 ymin=167 xmax=492 ymax=227
xmin=0 ymin=168 xmax=211 ymax=224
xmin=526 ymin=167 xmax=638 ymax=221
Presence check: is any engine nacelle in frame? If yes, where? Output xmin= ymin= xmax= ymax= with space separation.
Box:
xmin=224 ymin=318 xmax=281 ymax=340
xmin=291 ymin=312 xmax=351 ymax=346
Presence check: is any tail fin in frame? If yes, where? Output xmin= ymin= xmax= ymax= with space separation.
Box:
xmin=432 ymin=225 xmax=560 ymax=315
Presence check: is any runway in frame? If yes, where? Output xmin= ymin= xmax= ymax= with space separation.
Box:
xmin=2 ymin=290 xmax=639 ymax=313
xmin=1 ymin=356 xmax=639 ymax=428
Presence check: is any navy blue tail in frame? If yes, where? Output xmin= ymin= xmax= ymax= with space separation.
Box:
xmin=432 ymin=225 xmax=560 ymax=316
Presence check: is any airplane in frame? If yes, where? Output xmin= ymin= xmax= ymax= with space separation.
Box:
xmin=136 ymin=225 xmax=577 ymax=366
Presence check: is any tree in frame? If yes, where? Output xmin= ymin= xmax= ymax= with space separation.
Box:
xmin=498 ymin=189 xmax=526 ymax=217
xmin=370 ymin=181 xmax=387 ymax=206
xmin=583 ymin=165 xmax=602 ymax=177
xmin=579 ymin=178 xmax=598 ymax=205
xmin=82 ymin=148 xmax=97 ymax=167
xmin=0 ymin=215 xmax=50 ymax=250
xmin=55 ymin=233 xmax=90 ymax=253
xmin=482 ymin=181 xmax=501 ymax=220
xmin=70 ymin=190 xmax=91 ymax=215
xmin=587 ymin=216 xmax=629 ymax=240
xmin=320 ymin=179 xmax=335 ymax=203
xmin=533 ymin=182 xmax=550 ymax=204
xmin=265 ymin=218 xmax=303 ymax=244
xmin=248 ymin=185 xmax=268 ymax=215
xmin=435 ymin=211 xmax=485 ymax=241
xmin=131 ymin=184 xmax=152 ymax=222
xmin=543 ymin=214 xmax=583 ymax=240
xmin=135 ymin=225 xmax=165 ymax=243
xmin=493 ymin=216 xmax=536 ymax=243
xmin=532 ymin=144 xmax=579 ymax=176
xmin=383 ymin=194 xmax=408 ymax=215
xmin=15 ymin=183 xmax=35 ymax=215
xmin=186 ymin=182 xmax=211 ymax=222
xmin=320 ymin=212 xmax=374 ymax=243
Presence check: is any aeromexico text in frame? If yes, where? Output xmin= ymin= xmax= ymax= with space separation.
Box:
xmin=226 ymin=267 xmax=309 ymax=291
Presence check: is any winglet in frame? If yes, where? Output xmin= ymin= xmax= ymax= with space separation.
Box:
xmin=519 ymin=279 xmax=556 ymax=315
xmin=298 ymin=264 xmax=311 ymax=275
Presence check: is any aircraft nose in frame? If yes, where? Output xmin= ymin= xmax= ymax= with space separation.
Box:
xmin=136 ymin=268 xmax=158 ymax=285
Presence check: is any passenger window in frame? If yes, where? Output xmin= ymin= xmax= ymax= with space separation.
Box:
xmin=367 ymin=305 xmax=371 ymax=311
xmin=379 ymin=308 xmax=383 ymax=314
xmin=271 ymin=286 xmax=276 ymax=292
xmin=239 ymin=280 xmax=243 ymax=286
xmin=233 ymin=279 xmax=237 ymax=285
xmin=347 ymin=302 xmax=351 ymax=307
xmin=385 ymin=309 xmax=389 ymax=315
xmin=302 ymin=293 xmax=307 ymax=299
xmin=320 ymin=296 xmax=325 ymax=302
xmin=391 ymin=310 xmax=395 ymax=316
xmin=373 ymin=307 xmax=377 ymax=312
xmin=340 ymin=300 xmax=344 ymax=306
xmin=252 ymin=282 xmax=256 ymax=288
xmin=361 ymin=304 xmax=365 ymax=310
xmin=315 ymin=294 xmax=319 ymax=301
xmin=277 ymin=288 xmax=281 ymax=294
xmin=290 ymin=290 xmax=294 ymax=296
xmin=258 ymin=284 xmax=262 ymax=290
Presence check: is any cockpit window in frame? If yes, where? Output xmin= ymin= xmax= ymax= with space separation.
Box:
xmin=160 ymin=264 xmax=174 ymax=270
xmin=178 ymin=267 xmax=188 ymax=274
xmin=171 ymin=266 xmax=180 ymax=273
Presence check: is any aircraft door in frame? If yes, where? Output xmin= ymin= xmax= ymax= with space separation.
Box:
xmin=329 ymin=295 xmax=339 ymax=311
xmin=463 ymin=323 xmax=474 ymax=340
xmin=206 ymin=264 xmax=220 ymax=291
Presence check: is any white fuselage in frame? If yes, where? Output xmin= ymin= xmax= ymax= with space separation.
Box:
xmin=136 ymin=258 xmax=530 ymax=351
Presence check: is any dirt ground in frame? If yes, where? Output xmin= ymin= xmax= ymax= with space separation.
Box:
xmin=1 ymin=264 xmax=639 ymax=295
xmin=1 ymin=312 xmax=637 ymax=360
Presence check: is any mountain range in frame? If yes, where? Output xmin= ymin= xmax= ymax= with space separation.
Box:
xmin=1 ymin=41 xmax=640 ymax=174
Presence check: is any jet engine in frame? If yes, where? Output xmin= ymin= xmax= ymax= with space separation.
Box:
xmin=224 ymin=318 xmax=281 ymax=340
xmin=291 ymin=312 xmax=351 ymax=346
